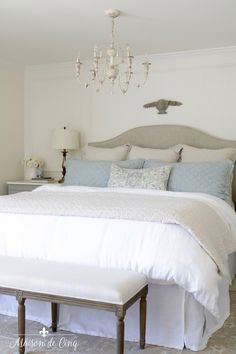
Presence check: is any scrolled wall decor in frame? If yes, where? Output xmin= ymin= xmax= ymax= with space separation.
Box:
xmin=143 ymin=99 xmax=183 ymax=114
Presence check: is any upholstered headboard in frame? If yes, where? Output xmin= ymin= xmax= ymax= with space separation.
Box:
xmin=89 ymin=125 xmax=236 ymax=204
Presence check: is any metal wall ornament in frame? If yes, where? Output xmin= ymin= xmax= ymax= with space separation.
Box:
xmin=76 ymin=9 xmax=151 ymax=94
xmin=143 ymin=99 xmax=183 ymax=114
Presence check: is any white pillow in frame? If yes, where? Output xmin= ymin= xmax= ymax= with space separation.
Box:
xmin=178 ymin=144 xmax=236 ymax=162
xmin=82 ymin=145 xmax=130 ymax=161
xmin=127 ymin=145 xmax=180 ymax=162
xmin=108 ymin=164 xmax=171 ymax=190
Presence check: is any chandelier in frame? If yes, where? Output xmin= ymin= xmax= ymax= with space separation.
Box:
xmin=76 ymin=9 xmax=151 ymax=94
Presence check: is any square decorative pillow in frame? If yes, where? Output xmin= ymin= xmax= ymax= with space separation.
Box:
xmin=108 ymin=164 xmax=171 ymax=190
xmin=127 ymin=145 xmax=181 ymax=162
xmin=82 ymin=145 xmax=130 ymax=161
xmin=176 ymin=144 xmax=236 ymax=162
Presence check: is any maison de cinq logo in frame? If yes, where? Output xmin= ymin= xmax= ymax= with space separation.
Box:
xmin=9 ymin=326 xmax=80 ymax=351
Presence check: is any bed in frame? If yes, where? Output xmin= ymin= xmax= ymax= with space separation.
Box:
xmin=0 ymin=125 xmax=236 ymax=351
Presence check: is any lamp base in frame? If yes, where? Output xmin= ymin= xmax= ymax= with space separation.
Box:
xmin=58 ymin=176 xmax=65 ymax=184
xmin=58 ymin=149 xmax=68 ymax=184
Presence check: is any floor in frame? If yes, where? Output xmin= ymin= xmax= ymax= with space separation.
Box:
xmin=0 ymin=291 xmax=235 ymax=354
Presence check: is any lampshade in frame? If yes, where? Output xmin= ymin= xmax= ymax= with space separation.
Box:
xmin=52 ymin=127 xmax=79 ymax=150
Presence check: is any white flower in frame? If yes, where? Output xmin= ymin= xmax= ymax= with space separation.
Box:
xmin=23 ymin=157 xmax=45 ymax=168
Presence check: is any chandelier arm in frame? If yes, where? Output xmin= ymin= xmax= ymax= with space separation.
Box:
xmin=98 ymin=75 xmax=106 ymax=85
xmin=97 ymin=62 xmax=107 ymax=85
xmin=118 ymin=74 xmax=130 ymax=94
xmin=131 ymin=62 xmax=151 ymax=88
xmin=75 ymin=56 xmax=82 ymax=78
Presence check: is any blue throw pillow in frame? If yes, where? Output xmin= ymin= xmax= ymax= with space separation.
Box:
xmin=64 ymin=159 xmax=145 ymax=187
xmin=143 ymin=159 xmax=234 ymax=205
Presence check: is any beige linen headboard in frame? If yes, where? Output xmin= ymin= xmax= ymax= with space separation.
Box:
xmin=89 ymin=125 xmax=236 ymax=204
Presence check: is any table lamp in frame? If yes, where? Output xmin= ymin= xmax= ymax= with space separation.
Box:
xmin=52 ymin=127 xmax=79 ymax=183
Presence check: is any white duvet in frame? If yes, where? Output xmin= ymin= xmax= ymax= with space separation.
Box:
xmin=0 ymin=185 xmax=236 ymax=320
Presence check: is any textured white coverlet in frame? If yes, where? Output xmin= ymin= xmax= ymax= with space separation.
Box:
xmin=0 ymin=185 xmax=235 ymax=320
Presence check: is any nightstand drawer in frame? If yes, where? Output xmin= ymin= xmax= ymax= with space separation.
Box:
xmin=8 ymin=184 xmax=40 ymax=194
xmin=7 ymin=180 xmax=56 ymax=195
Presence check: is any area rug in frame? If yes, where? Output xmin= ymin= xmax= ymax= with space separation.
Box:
xmin=0 ymin=292 xmax=235 ymax=353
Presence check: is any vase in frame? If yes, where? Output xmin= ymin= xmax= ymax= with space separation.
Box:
xmin=24 ymin=167 xmax=37 ymax=180
xmin=36 ymin=168 xmax=44 ymax=178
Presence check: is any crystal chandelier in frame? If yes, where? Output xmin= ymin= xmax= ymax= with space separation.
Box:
xmin=76 ymin=9 xmax=151 ymax=94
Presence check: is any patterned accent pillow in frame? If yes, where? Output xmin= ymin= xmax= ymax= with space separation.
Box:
xmin=108 ymin=164 xmax=171 ymax=190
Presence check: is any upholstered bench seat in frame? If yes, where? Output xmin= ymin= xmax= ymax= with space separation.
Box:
xmin=0 ymin=256 xmax=147 ymax=304
xmin=0 ymin=256 xmax=148 ymax=354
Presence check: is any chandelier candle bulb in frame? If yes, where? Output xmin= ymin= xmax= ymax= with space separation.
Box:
xmin=93 ymin=45 xmax=98 ymax=58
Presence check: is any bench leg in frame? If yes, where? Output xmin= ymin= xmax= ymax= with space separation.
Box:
xmin=116 ymin=312 xmax=125 ymax=354
xmin=51 ymin=302 xmax=58 ymax=332
xmin=140 ymin=293 xmax=147 ymax=349
xmin=18 ymin=297 xmax=26 ymax=354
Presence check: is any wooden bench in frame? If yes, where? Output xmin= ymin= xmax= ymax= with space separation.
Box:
xmin=0 ymin=256 xmax=148 ymax=354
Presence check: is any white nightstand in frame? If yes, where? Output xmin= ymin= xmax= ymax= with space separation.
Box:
xmin=6 ymin=181 xmax=55 ymax=194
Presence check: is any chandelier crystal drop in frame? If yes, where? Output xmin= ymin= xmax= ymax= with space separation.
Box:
xmin=76 ymin=9 xmax=151 ymax=94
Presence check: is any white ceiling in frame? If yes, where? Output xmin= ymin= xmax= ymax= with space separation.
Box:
xmin=0 ymin=0 xmax=236 ymax=65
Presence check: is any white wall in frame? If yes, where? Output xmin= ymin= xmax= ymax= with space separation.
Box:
xmin=0 ymin=62 xmax=24 ymax=194
xmin=24 ymin=46 xmax=236 ymax=177
xmin=24 ymin=63 xmax=82 ymax=177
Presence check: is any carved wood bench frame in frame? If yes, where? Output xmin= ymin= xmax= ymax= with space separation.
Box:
xmin=0 ymin=284 xmax=148 ymax=354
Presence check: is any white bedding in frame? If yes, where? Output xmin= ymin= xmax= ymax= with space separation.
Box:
xmin=0 ymin=185 xmax=235 ymax=350
xmin=1 ymin=185 xmax=234 ymax=279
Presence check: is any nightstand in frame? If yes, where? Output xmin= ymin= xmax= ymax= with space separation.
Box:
xmin=6 ymin=181 xmax=55 ymax=195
